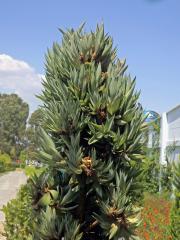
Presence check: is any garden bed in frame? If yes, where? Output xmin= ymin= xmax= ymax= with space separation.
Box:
xmin=137 ymin=194 xmax=172 ymax=240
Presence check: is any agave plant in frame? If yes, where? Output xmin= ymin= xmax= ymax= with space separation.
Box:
xmin=30 ymin=23 xmax=146 ymax=239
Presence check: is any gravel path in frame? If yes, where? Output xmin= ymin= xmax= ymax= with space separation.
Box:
xmin=0 ymin=171 xmax=27 ymax=239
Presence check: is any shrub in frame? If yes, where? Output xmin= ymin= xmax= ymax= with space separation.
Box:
xmin=170 ymin=161 xmax=180 ymax=239
xmin=19 ymin=149 xmax=28 ymax=167
xmin=0 ymin=152 xmax=12 ymax=173
xmin=3 ymin=184 xmax=34 ymax=240
xmin=170 ymin=204 xmax=180 ymax=239
xmin=24 ymin=166 xmax=45 ymax=177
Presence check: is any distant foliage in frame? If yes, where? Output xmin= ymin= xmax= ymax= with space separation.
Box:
xmin=142 ymin=153 xmax=160 ymax=193
xmin=26 ymin=108 xmax=43 ymax=160
xmin=142 ymin=119 xmax=160 ymax=193
xmin=19 ymin=149 xmax=28 ymax=166
xmin=0 ymin=93 xmax=29 ymax=159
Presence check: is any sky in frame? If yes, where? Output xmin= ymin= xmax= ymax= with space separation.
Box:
xmin=0 ymin=0 xmax=179 ymax=114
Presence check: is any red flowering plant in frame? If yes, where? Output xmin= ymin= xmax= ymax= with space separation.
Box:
xmin=137 ymin=194 xmax=172 ymax=240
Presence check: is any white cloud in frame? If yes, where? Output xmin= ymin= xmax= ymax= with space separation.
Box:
xmin=0 ymin=54 xmax=43 ymax=113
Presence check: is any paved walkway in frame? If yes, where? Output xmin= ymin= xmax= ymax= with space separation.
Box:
xmin=0 ymin=171 xmax=27 ymax=239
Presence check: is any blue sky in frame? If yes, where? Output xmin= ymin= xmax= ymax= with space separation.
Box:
xmin=0 ymin=0 xmax=179 ymax=113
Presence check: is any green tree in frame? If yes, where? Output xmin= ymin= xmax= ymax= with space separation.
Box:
xmin=0 ymin=94 xmax=29 ymax=159
xmin=29 ymin=24 xmax=146 ymax=239
xmin=26 ymin=108 xmax=43 ymax=159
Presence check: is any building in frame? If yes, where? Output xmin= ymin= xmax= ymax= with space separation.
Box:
xmin=146 ymin=105 xmax=180 ymax=165
xmin=160 ymin=105 xmax=180 ymax=165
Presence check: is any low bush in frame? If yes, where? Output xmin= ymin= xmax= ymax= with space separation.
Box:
xmin=170 ymin=161 xmax=180 ymax=239
xmin=0 ymin=152 xmax=12 ymax=173
xmin=170 ymin=204 xmax=180 ymax=239
xmin=3 ymin=184 xmax=34 ymax=240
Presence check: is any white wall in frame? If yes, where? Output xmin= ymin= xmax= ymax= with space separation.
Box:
xmin=172 ymin=146 xmax=180 ymax=162
xmin=167 ymin=146 xmax=180 ymax=163
xmin=167 ymin=106 xmax=180 ymax=141
xmin=147 ymin=105 xmax=180 ymax=165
